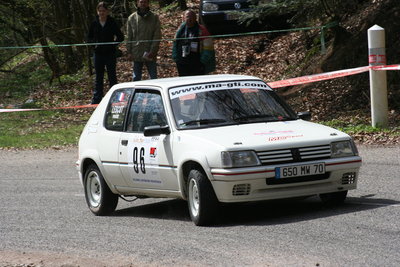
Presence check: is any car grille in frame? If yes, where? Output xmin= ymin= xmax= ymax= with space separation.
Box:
xmin=342 ymin=172 xmax=356 ymax=185
xmin=256 ymin=144 xmax=331 ymax=165
xmin=232 ymin=183 xmax=251 ymax=196
xmin=218 ymin=2 xmax=252 ymax=11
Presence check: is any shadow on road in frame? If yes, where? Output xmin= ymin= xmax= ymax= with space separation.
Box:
xmin=215 ymin=195 xmax=400 ymax=227
xmin=112 ymin=195 xmax=399 ymax=226
xmin=114 ymin=198 xmax=190 ymax=221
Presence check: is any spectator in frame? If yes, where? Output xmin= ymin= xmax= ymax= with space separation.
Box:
xmin=172 ymin=10 xmax=215 ymax=76
xmin=87 ymin=2 xmax=124 ymax=104
xmin=126 ymin=0 xmax=161 ymax=81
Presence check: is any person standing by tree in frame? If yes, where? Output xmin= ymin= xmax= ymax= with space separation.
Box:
xmin=126 ymin=0 xmax=161 ymax=81
xmin=172 ymin=10 xmax=215 ymax=76
xmin=87 ymin=2 xmax=124 ymax=104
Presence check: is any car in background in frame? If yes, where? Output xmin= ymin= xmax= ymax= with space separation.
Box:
xmin=200 ymin=0 xmax=265 ymax=35
xmin=76 ymin=74 xmax=362 ymax=226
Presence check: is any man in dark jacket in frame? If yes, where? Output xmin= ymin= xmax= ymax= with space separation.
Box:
xmin=172 ymin=10 xmax=215 ymax=76
xmin=87 ymin=2 xmax=124 ymax=104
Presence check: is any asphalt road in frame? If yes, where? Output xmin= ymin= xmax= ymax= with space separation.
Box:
xmin=0 ymin=146 xmax=399 ymax=267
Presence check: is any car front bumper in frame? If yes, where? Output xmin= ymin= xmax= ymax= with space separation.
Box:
xmin=210 ymin=156 xmax=362 ymax=203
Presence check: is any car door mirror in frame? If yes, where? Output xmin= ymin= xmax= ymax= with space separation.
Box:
xmin=144 ymin=125 xmax=171 ymax=136
xmin=297 ymin=111 xmax=311 ymax=121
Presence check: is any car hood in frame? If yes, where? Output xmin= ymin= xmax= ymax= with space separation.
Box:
xmin=178 ymin=120 xmax=350 ymax=150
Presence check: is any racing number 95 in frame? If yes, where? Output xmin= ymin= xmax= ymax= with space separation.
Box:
xmin=133 ymin=147 xmax=145 ymax=174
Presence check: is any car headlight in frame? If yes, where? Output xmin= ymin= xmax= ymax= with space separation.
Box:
xmin=221 ymin=151 xmax=261 ymax=168
xmin=331 ymin=140 xmax=357 ymax=158
xmin=203 ymin=3 xmax=219 ymax=11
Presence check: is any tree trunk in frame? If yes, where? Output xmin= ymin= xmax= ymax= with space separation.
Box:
xmin=40 ymin=38 xmax=61 ymax=84
xmin=177 ymin=0 xmax=187 ymax=10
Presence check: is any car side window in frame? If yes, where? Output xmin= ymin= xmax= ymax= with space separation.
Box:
xmin=127 ymin=90 xmax=167 ymax=132
xmin=104 ymin=89 xmax=133 ymax=131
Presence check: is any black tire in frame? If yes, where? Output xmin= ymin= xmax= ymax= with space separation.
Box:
xmin=187 ymin=169 xmax=219 ymax=226
xmin=319 ymin=190 xmax=348 ymax=206
xmin=83 ymin=164 xmax=118 ymax=216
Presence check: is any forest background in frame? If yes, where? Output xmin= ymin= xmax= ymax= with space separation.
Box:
xmin=0 ymin=0 xmax=399 ymax=148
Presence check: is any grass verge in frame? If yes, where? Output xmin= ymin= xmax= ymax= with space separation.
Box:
xmin=0 ymin=49 xmax=51 ymax=103
xmin=0 ymin=110 xmax=91 ymax=149
xmin=322 ymin=119 xmax=400 ymax=135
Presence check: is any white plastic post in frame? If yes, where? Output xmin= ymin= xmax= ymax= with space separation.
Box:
xmin=368 ymin=25 xmax=388 ymax=128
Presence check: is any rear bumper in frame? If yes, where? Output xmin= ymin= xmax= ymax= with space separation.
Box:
xmin=210 ymin=156 xmax=362 ymax=202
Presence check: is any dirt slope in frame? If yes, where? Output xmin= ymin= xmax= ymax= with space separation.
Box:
xmin=118 ymin=0 xmax=399 ymax=121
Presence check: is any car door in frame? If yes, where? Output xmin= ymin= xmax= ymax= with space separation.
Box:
xmin=98 ymin=88 xmax=133 ymax=187
xmin=118 ymin=89 xmax=179 ymax=191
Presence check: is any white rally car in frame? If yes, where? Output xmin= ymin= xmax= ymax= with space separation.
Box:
xmin=77 ymin=74 xmax=362 ymax=225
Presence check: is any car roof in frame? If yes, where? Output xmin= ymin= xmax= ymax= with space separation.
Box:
xmin=110 ymin=74 xmax=264 ymax=92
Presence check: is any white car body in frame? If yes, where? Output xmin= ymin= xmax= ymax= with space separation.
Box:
xmin=77 ymin=74 xmax=362 ymax=225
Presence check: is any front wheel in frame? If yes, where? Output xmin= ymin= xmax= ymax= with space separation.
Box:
xmin=187 ymin=169 xmax=219 ymax=226
xmin=84 ymin=164 xmax=118 ymax=216
xmin=319 ymin=190 xmax=348 ymax=206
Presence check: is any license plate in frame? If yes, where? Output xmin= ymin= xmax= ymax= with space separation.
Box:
xmin=226 ymin=12 xmax=240 ymax=20
xmin=275 ymin=163 xmax=325 ymax=179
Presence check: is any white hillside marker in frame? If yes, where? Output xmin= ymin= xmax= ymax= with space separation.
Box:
xmin=368 ymin=25 xmax=388 ymax=128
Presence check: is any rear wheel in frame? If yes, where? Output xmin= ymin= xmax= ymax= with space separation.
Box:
xmin=187 ymin=169 xmax=219 ymax=226
xmin=320 ymin=190 xmax=348 ymax=205
xmin=84 ymin=164 xmax=118 ymax=215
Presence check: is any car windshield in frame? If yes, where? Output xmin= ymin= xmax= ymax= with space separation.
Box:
xmin=169 ymin=82 xmax=297 ymax=129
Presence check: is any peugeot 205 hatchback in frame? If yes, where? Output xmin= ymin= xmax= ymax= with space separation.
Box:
xmin=77 ymin=74 xmax=362 ymax=226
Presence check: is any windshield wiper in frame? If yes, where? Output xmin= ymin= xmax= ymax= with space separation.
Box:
xmin=183 ymin=119 xmax=227 ymax=126
xmin=233 ymin=114 xmax=275 ymax=121
xmin=234 ymin=114 xmax=297 ymax=122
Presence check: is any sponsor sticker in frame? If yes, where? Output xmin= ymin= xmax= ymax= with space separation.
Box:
xmin=268 ymin=135 xmax=304 ymax=142
xmin=254 ymin=130 xmax=296 ymax=136
xmin=128 ymin=134 xmax=161 ymax=184
xmin=118 ymin=92 xmax=126 ymax=102
xmin=150 ymin=147 xmax=157 ymax=158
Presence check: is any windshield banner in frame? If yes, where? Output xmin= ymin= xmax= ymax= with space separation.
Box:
xmin=169 ymin=80 xmax=270 ymax=99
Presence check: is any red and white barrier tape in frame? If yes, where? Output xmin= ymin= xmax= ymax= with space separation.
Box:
xmin=0 ymin=108 xmax=41 ymax=113
xmin=268 ymin=66 xmax=371 ymax=88
xmin=0 ymin=104 xmax=97 ymax=113
xmin=1 ymin=64 xmax=399 ymax=113
xmin=372 ymin=64 xmax=400 ymax=71
xmin=268 ymin=64 xmax=400 ymax=88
